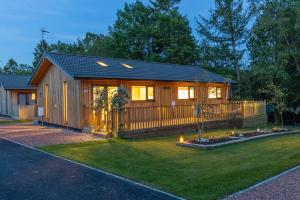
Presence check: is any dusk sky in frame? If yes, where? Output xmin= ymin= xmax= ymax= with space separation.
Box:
xmin=0 ymin=0 xmax=214 ymax=66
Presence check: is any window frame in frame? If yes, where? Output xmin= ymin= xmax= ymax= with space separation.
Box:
xmin=131 ymin=86 xmax=155 ymax=102
xmin=177 ymin=86 xmax=195 ymax=100
xmin=208 ymin=87 xmax=222 ymax=99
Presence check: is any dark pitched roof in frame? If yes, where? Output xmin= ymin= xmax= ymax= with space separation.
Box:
xmin=0 ymin=74 xmax=36 ymax=90
xmin=41 ymin=52 xmax=235 ymax=83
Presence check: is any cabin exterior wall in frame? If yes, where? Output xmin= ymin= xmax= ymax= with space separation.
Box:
xmin=36 ymin=64 xmax=82 ymax=129
xmin=80 ymin=79 xmax=229 ymax=108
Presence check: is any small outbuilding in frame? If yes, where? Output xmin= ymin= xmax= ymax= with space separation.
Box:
xmin=0 ymin=74 xmax=37 ymax=120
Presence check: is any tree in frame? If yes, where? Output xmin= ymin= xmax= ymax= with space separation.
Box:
xmin=259 ymin=82 xmax=287 ymax=127
xmin=149 ymin=0 xmax=198 ymax=64
xmin=2 ymin=59 xmax=18 ymax=74
xmin=32 ymin=40 xmax=50 ymax=69
xmin=248 ymin=0 xmax=300 ymax=109
xmin=196 ymin=0 xmax=251 ymax=95
xmin=0 ymin=59 xmax=32 ymax=74
xmin=109 ymin=0 xmax=197 ymax=64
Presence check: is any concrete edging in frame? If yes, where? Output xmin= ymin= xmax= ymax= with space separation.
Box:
xmin=176 ymin=130 xmax=300 ymax=150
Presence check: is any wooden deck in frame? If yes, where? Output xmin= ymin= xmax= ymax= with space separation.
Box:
xmin=84 ymin=101 xmax=266 ymax=136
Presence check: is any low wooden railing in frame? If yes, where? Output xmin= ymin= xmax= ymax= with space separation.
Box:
xmin=120 ymin=102 xmax=244 ymax=131
xmin=83 ymin=101 xmax=266 ymax=133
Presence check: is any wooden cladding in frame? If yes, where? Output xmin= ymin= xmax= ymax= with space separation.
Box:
xmin=63 ymin=81 xmax=68 ymax=122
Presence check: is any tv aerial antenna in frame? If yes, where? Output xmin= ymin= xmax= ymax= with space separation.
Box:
xmin=41 ymin=27 xmax=50 ymax=53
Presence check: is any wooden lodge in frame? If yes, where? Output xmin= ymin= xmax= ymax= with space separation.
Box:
xmin=29 ymin=52 xmax=266 ymax=137
xmin=0 ymin=74 xmax=37 ymax=120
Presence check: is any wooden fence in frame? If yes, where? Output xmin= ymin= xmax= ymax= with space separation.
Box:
xmin=84 ymin=101 xmax=266 ymax=134
xmin=11 ymin=104 xmax=35 ymax=120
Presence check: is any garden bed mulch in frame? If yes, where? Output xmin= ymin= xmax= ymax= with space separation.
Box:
xmin=176 ymin=129 xmax=299 ymax=150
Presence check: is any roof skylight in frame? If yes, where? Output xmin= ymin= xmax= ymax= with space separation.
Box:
xmin=96 ymin=61 xmax=109 ymax=67
xmin=122 ymin=63 xmax=134 ymax=69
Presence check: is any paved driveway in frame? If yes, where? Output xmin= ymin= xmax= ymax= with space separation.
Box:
xmin=0 ymin=123 xmax=100 ymax=146
xmin=0 ymin=138 xmax=180 ymax=200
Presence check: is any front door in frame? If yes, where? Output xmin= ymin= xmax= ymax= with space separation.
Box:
xmin=160 ymin=87 xmax=172 ymax=106
xmin=92 ymin=86 xmax=118 ymax=132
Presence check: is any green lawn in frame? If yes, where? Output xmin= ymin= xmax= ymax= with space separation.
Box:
xmin=0 ymin=119 xmax=31 ymax=124
xmin=41 ymin=127 xmax=300 ymax=200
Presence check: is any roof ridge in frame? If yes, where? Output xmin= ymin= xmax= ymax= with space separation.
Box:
xmin=45 ymin=51 xmax=202 ymax=69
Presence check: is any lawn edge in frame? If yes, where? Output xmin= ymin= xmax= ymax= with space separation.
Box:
xmin=225 ymin=163 xmax=300 ymax=199
xmin=0 ymin=136 xmax=185 ymax=200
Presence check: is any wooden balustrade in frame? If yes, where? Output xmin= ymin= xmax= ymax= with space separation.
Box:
xmin=83 ymin=101 xmax=266 ymax=133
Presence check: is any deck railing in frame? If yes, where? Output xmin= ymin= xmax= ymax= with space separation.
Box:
xmin=83 ymin=101 xmax=266 ymax=133
xmin=121 ymin=102 xmax=244 ymax=131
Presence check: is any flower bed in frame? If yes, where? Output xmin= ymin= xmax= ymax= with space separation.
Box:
xmin=176 ymin=128 xmax=296 ymax=150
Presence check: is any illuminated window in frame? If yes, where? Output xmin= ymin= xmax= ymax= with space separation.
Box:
xmin=122 ymin=63 xmax=134 ymax=69
xmin=208 ymin=87 xmax=222 ymax=99
xmin=131 ymin=86 xmax=154 ymax=101
xmin=178 ymin=87 xmax=195 ymax=100
xmin=63 ymin=81 xmax=68 ymax=122
xmin=147 ymin=86 xmax=154 ymax=100
xmin=45 ymin=84 xmax=49 ymax=118
xmin=96 ymin=61 xmax=109 ymax=67
xmin=31 ymin=93 xmax=36 ymax=100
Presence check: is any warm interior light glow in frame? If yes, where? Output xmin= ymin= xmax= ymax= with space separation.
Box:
xmin=31 ymin=93 xmax=36 ymax=100
xmin=178 ymin=87 xmax=189 ymax=99
xmin=208 ymin=87 xmax=222 ymax=99
xmin=97 ymin=61 xmax=109 ymax=67
xmin=132 ymin=86 xmax=147 ymax=100
xmin=147 ymin=86 xmax=154 ymax=100
xmin=131 ymin=86 xmax=154 ymax=101
xmin=178 ymin=87 xmax=194 ymax=99
xmin=179 ymin=136 xmax=184 ymax=143
xmin=122 ymin=63 xmax=134 ymax=69
xmin=189 ymin=87 xmax=195 ymax=99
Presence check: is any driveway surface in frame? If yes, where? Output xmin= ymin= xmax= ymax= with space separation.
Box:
xmin=0 ymin=138 xmax=180 ymax=200
xmin=227 ymin=166 xmax=300 ymax=200
xmin=0 ymin=123 xmax=101 ymax=146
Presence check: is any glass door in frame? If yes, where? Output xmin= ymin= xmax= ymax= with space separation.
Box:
xmin=92 ymin=86 xmax=118 ymax=132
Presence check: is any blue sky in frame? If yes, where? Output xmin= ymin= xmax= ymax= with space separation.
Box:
xmin=0 ymin=0 xmax=214 ymax=66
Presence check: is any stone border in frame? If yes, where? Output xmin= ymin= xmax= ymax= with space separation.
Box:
xmin=176 ymin=130 xmax=300 ymax=150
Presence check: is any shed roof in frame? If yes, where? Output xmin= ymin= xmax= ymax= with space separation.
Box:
xmin=0 ymin=74 xmax=36 ymax=90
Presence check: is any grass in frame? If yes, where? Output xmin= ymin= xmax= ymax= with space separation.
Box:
xmin=40 ymin=126 xmax=300 ymax=200
xmin=0 ymin=119 xmax=31 ymax=124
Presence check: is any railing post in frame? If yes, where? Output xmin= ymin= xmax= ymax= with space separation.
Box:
xmin=127 ymin=108 xmax=131 ymax=130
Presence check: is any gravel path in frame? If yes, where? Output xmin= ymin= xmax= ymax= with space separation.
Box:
xmin=0 ymin=123 xmax=101 ymax=146
xmin=227 ymin=166 xmax=300 ymax=200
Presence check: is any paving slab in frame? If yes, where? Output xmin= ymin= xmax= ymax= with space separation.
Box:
xmin=0 ymin=123 xmax=101 ymax=146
